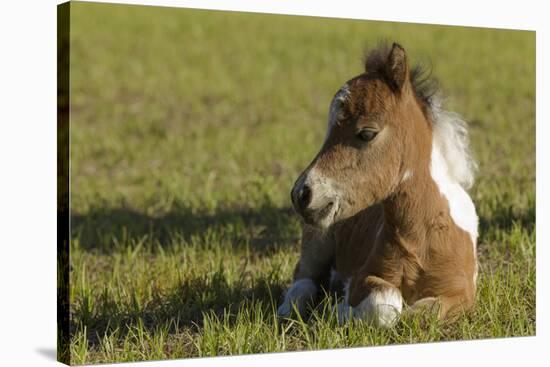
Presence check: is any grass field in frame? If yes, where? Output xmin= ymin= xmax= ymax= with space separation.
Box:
xmin=65 ymin=2 xmax=536 ymax=364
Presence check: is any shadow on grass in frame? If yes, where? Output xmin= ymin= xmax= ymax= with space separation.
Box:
xmin=73 ymin=268 xmax=287 ymax=348
xmin=71 ymin=204 xmax=300 ymax=253
xmin=70 ymin=204 xmax=301 ymax=346
xmin=71 ymin=199 xmax=537 ymax=347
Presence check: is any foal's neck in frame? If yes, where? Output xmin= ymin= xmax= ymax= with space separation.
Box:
xmin=382 ymin=164 xmax=445 ymax=244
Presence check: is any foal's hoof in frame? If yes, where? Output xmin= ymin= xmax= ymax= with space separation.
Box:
xmin=336 ymin=298 xmax=402 ymax=328
xmin=277 ymin=298 xmax=309 ymax=319
xmin=277 ymin=301 xmax=293 ymax=318
xmin=277 ymin=278 xmax=317 ymax=318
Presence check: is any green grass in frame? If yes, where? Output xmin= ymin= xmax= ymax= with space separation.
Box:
xmin=66 ymin=2 xmax=535 ymax=365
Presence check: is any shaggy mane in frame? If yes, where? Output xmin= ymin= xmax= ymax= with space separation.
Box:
xmin=430 ymin=98 xmax=477 ymax=189
xmin=364 ymin=43 xmax=477 ymax=189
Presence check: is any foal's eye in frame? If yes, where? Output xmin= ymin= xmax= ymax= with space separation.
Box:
xmin=357 ymin=129 xmax=378 ymax=142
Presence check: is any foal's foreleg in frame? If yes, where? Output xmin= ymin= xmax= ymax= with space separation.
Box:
xmin=277 ymin=225 xmax=335 ymax=317
xmin=338 ymin=275 xmax=403 ymax=327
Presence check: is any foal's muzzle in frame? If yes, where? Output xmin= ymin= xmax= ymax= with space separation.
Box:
xmin=291 ymin=173 xmax=337 ymax=228
xmin=292 ymin=183 xmax=312 ymax=213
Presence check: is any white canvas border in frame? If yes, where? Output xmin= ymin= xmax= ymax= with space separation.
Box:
xmin=0 ymin=0 xmax=545 ymax=366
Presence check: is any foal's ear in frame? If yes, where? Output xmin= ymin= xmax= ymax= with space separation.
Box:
xmin=385 ymin=43 xmax=409 ymax=93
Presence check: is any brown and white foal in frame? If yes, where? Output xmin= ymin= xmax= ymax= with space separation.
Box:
xmin=278 ymin=43 xmax=478 ymax=326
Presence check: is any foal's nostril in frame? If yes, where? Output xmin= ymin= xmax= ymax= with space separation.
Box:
xmin=296 ymin=184 xmax=312 ymax=211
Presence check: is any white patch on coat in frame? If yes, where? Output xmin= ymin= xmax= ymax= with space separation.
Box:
xmin=337 ymin=286 xmax=403 ymax=327
xmin=430 ymin=146 xmax=478 ymax=242
xmin=430 ymin=98 xmax=479 ymax=284
xmin=277 ymin=278 xmax=317 ymax=317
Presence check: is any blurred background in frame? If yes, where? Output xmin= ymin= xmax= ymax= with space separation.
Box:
xmin=67 ymin=2 xmax=535 ymax=364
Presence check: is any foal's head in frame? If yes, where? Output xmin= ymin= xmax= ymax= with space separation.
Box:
xmin=291 ymin=43 xmax=435 ymax=229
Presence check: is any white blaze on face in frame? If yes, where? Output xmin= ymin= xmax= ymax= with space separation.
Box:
xmin=294 ymin=83 xmax=350 ymax=229
xmin=325 ymin=84 xmax=350 ymax=141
